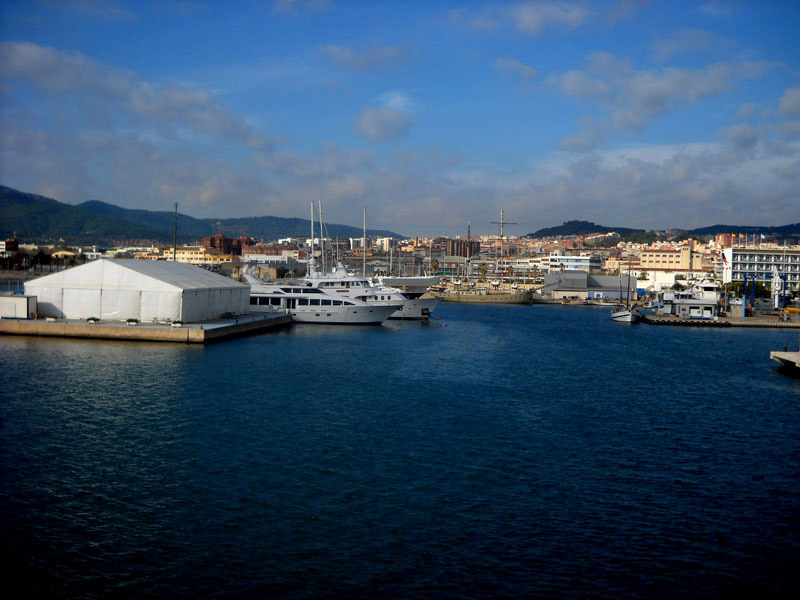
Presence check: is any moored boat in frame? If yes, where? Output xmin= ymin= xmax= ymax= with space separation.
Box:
xmin=303 ymin=261 xmax=439 ymax=320
xmin=430 ymin=285 xmax=533 ymax=304
xmin=610 ymin=306 xmax=641 ymax=323
xmin=243 ymin=270 xmax=396 ymax=325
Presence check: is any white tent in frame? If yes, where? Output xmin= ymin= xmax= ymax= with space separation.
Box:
xmin=25 ymin=259 xmax=250 ymax=322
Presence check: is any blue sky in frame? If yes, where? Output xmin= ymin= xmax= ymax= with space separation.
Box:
xmin=1 ymin=0 xmax=798 ymax=237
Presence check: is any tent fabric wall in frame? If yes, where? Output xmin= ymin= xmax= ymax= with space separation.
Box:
xmin=24 ymin=259 xmax=250 ymax=322
xmin=62 ymin=288 xmax=102 ymax=319
xmin=29 ymin=285 xmax=65 ymax=318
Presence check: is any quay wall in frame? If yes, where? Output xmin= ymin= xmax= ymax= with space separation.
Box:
xmin=642 ymin=314 xmax=800 ymax=329
xmin=0 ymin=314 xmax=292 ymax=343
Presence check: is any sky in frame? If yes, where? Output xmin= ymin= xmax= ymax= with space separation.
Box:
xmin=1 ymin=0 xmax=799 ymax=238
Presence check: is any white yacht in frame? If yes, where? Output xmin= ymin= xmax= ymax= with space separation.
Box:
xmin=653 ymin=278 xmax=721 ymax=320
xmin=243 ymin=271 xmax=396 ymax=325
xmin=374 ymin=275 xmax=441 ymax=320
xmin=302 ymin=261 xmax=440 ymax=320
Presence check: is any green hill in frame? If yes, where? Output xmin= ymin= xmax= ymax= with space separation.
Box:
xmin=0 ymin=186 xmax=405 ymax=244
xmin=527 ymin=220 xmax=643 ymax=238
xmin=528 ymin=219 xmax=800 ymax=242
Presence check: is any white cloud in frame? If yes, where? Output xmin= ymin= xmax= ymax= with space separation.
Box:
xmin=353 ymin=107 xmax=413 ymax=142
xmin=269 ymin=0 xmax=331 ymax=15
xmin=322 ymin=44 xmax=406 ymax=70
xmin=493 ymin=57 xmax=538 ymax=81
xmin=722 ymin=124 xmax=761 ymax=151
xmin=44 ymin=0 xmax=139 ymax=22
xmin=0 ymin=41 xmax=276 ymax=151
xmin=650 ymin=28 xmax=714 ymax=62
xmin=510 ymin=1 xmax=588 ymax=35
xmin=378 ymin=91 xmax=414 ymax=112
xmin=549 ymin=52 xmax=780 ymax=148
xmin=698 ymin=2 xmax=732 ymax=18
xmin=558 ymin=130 xmax=607 ymax=152
xmin=736 ymin=102 xmax=759 ymax=120
xmin=778 ymin=120 xmax=800 ymax=141
xmin=453 ymin=1 xmax=638 ymax=37
xmin=352 ymin=91 xmax=415 ymax=142
xmin=779 ymin=87 xmax=800 ymax=116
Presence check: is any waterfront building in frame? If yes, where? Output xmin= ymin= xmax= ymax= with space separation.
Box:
xmin=500 ymin=256 xmax=549 ymax=277
xmin=446 ymin=239 xmax=481 ymax=258
xmin=721 ymin=246 xmax=800 ymax=291
xmin=639 ymin=246 xmax=694 ymax=271
xmin=548 ymin=253 xmax=603 ymax=273
xmin=652 ymin=280 xmax=722 ymax=320
xmin=1 ymin=238 xmax=19 ymax=255
xmin=541 ymin=272 xmax=636 ymax=301
xmin=375 ymin=237 xmax=397 ymax=252
xmin=24 ymin=259 xmax=249 ymax=322
xmin=172 ymin=246 xmax=236 ymax=267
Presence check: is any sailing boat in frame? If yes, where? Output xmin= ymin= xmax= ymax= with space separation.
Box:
xmin=611 ymin=259 xmax=640 ymax=323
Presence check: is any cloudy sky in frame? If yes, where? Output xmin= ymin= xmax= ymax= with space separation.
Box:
xmin=1 ymin=0 xmax=798 ymax=237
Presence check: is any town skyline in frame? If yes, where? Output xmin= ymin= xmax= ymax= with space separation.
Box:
xmin=1 ymin=1 xmax=798 ymax=237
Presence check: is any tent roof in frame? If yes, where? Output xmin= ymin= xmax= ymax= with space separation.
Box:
xmin=27 ymin=259 xmax=248 ymax=292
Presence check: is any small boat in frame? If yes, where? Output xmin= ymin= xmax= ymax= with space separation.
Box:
xmin=611 ymin=306 xmax=641 ymax=323
xmin=611 ymin=260 xmax=639 ymax=323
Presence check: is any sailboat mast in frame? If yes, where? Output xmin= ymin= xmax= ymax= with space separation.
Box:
xmin=466 ymin=221 xmax=471 ymax=279
xmin=309 ymin=202 xmax=315 ymax=276
xmin=626 ymin=258 xmax=632 ymax=307
xmin=362 ymin=207 xmax=367 ymax=277
xmin=318 ymin=200 xmax=325 ymax=275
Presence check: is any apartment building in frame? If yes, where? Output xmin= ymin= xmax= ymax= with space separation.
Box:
xmin=721 ymin=246 xmax=800 ymax=291
xmin=547 ymin=253 xmax=603 ymax=273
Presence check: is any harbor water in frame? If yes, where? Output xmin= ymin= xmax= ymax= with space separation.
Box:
xmin=1 ymin=303 xmax=799 ymax=598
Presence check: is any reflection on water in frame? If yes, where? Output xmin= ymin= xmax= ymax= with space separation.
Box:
xmin=1 ymin=304 xmax=799 ymax=598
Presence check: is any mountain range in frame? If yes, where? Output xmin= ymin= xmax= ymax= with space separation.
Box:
xmin=528 ymin=220 xmax=800 ymax=240
xmin=0 ymin=186 xmax=404 ymax=245
xmin=2 ymin=186 xmax=799 ymax=246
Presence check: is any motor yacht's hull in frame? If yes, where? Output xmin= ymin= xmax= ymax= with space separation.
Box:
xmin=388 ymin=294 xmax=441 ymax=319
xmin=249 ymin=302 xmax=395 ymax=324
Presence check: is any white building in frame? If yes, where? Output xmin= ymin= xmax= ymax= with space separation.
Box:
xmin=24 ymin=259 xmax=250 ymax=322
xmin=548 ymin=253 xmax=603 ymax=273
xmin=721 ymin=246 xmax=800 ymax=291
xmin=375 ymin=237 xmax=396 ymax=252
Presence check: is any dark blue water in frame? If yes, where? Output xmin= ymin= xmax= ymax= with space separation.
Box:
xmin=2 ymin=304 xmax=799 ymax=598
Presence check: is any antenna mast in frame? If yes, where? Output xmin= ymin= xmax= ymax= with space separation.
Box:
xmin=466 ymin=221 xmax=471 ymax=277
xmin=172 ymin=202 xmax=178 ymax=262
xmin=362 ymin=207 xmax=367 ymax=277
xmin=491 ymin=209 xmax=517 ymax=278
xmin=310 ymin=202 xmax=315 ymax=276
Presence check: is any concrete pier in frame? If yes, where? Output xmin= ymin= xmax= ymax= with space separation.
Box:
xmin=770 ymin=351 xmax=800 ymax=371
xmin=0 ymin=312 xmax=292 ymax=343
xmin=641 ymin=314 xmax=800 ymax=329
